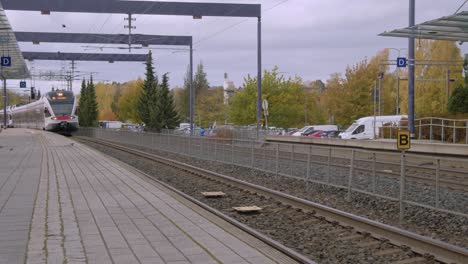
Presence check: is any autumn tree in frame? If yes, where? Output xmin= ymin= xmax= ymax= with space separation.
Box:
xmin=229 ymin=67 xmax=320 ymax=128
xmin=118 ymin=80 xmax=144 ymax=123
xmin=196 ymin=87 xmax=226 ymax=127
xmin=110 ymin=84 xmax=122 ymax=121
xmin=177 ymin=62 xmax=210 ymax=122
xmin=320 ymin=49 xmax=389 ymax=127
xmin=0 ymin=90 xmax=22 ymax=108
xmin=95 ymin=82 xmax=117 ymax=121
xmin=412 ymin=40 xmax=463 ymax=116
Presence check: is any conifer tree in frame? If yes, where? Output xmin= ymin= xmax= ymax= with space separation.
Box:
xmin=78 ymin=79 xmax=88 ymax=127
xmin=138 ymin=51 xmax=159 ymax=129
xmin=159 ymin=73 xmax=180 ymax=129
xmin=87 ymin=76 xmax=99 ymax=127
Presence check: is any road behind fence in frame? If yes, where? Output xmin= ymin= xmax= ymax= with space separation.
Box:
xmin=76 ymin=128 xmax=468 ymax=219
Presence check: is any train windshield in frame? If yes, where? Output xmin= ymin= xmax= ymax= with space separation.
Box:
xmin=46 ymin=91 xmax=75 ymax=116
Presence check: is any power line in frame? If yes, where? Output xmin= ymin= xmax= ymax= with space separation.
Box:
xmin=195 ymin=0 xmax=290 ymax=46
xmin=455 ymin=0 xmax=468 ymax=14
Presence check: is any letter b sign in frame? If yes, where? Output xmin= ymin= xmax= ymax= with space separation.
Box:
xmin=397 ymin=131 xmax=411 ymax=150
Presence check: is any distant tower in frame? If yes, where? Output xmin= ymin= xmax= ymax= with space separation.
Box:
xmin=223 ymin=73 xmax=236 ymax=105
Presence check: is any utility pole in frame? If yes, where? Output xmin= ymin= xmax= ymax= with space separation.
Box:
xmin=378 ymin=66 xmax=384 ymax=116
xmin=408 ymin=0 xmax=416 ymax=137
xmin=124 ymin=13 xmax=136 ymax=52
xmin=69 ymin=60 xmax=76 ymax=91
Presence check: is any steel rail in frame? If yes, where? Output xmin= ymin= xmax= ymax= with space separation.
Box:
xmin=78 ymin=136 xmax=468 ymax=264
xmin=76 ymin=137 xmax=312 ymax=264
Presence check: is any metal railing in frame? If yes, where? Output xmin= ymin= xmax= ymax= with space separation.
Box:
xmin=382 ymin=117 xmax=468 ymax=144
xmin=76 ymin=128 xmax=468 ymax=219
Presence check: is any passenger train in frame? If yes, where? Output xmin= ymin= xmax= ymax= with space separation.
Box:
xmin=0 ymin=90 xmax=79 ymax=133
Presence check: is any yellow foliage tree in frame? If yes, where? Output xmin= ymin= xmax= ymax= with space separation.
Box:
xmin=95 ymin=83 xmax=117 ymax=121
xmin=117 ymin=79 xmax=144 ymax=123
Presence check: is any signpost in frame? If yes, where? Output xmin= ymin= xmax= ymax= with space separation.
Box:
xmin=397 ymin=57 xmax=407 ymax=68
xmin=262 ymin=99 xmax=268 ymax=129
xmin=1 ymin=56 xmax=11 ymax=129
xmin=1 ymin=56 xmax=11 ymax=67
xmin=397 ymin=130 xmax=410 ymax=221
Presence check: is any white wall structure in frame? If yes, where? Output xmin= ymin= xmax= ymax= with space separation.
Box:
xmin=223 ymin=73 xmax=236 ymax=105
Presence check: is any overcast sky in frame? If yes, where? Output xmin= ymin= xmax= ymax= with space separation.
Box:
xmin=5 ymin=0 xmax=468 ymax=94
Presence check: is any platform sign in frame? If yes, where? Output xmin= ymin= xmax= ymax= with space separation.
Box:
xmin=20 ymin=81 xmax=26 ymax=88
xmin=397 ymin=131 xmax=411 ymax=150
xmin=1 ymin=56 xmax=11 ymax=67
xmin=396 ymin=57 xmax=407 ymax=68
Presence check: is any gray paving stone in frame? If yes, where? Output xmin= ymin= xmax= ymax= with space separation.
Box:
xmin=0 ymin=130 xmax=284 ymax=264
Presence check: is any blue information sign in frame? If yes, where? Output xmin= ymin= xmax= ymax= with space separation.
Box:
xmin=397 ymin=57 xmax=407 ymax=68
xmin=1 ymin=56 xmax=11 ymax=67
xmin=20 ymin=81 xmax=26 ymax=88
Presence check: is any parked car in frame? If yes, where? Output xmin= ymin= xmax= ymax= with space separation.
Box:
xmin=306 ymin=130 xmax=324 ymax=137
xmin=302 ymin=130 xmax=317 ymax=136
xmin=320 ymin=130 xmax=341 ymax=138
xmin=339 ymin=115 xmax=407 ymax=139
xmin=286 ymin=128 xmax=299 ymax=135
xmin=292 ymin=125 xmax=338 ymax=136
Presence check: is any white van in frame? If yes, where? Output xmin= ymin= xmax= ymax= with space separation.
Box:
xmin=339 ymin=115 xmax=407 ymax=139
xmin=292 ymin=125 xmax=338 ymax=136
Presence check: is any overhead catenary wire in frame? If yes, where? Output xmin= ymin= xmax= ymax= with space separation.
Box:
xmin=194 ymin=0 xmax=290 ymax=46
xmin=454 ymin=0 xmax=468 ymax=14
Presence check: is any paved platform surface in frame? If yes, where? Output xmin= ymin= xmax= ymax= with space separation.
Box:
xmin=0 ymin=129 xmax=289 ymax=264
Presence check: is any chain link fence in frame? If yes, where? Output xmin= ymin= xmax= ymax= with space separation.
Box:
xmin=76 ymin=128 xmax=468 ymax=219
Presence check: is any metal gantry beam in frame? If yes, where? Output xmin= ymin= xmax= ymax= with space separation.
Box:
xmin=22 ymin=52 xmax=148 ymax=62
xmin=1 ymin=0 xmax=261 ymax=17
xmin=15 ymin=32 xmax=192 ymax=46
xmin=4 ymin=0 xmax=263 ymax=135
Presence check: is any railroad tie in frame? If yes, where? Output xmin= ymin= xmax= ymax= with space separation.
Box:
xmin=357 ymin=241 xmax=382 ymax=248
xmin=390 ymin=257 xmax=429 ymax=264
xmin=374 ymin=248 xmax=402 ymax=256
xmin=337 ymin=234 xmax=362 ymax=241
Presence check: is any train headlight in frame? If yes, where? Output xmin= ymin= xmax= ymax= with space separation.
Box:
xmin=69 ymin=116 xmax=75 ymax=119
xmin=51 ymin=117 xmax=57 ymax=120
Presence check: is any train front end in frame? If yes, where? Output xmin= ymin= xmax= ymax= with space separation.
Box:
xmin=44 ymin=90 xmax=79 ymax=132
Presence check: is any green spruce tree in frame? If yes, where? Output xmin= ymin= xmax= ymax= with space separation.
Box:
xmin=87 ymin=76 xmax=99 ymax=127
xmin=78 ymin=79 xmax=88 ymax=127
xmin=138 ymin=51 xmax=160 ymax=129
xmin=159 ymin=73 xmax=180 ymax=129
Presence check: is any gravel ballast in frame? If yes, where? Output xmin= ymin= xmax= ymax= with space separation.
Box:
xmin=78 ymin=137 xmax=468 ymax=251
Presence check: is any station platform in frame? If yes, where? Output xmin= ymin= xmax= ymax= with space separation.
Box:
xmin=0 ymin=129 xmax=293 ymax=264
xmin=266 ymin=135 xmax=468 ymax=156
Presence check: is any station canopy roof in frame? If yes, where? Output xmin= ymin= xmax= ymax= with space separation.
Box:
xmin=22 ymin=52 xmax=148 ymax=62
xmin=0 ymin=5 xmax=29 ymax=79
xmin=15 ymin=32 xmax=192 ymax=46
xmin=380 ymin=11 xmax=468 ymax=43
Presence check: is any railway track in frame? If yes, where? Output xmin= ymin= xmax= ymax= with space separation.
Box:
xmin=77 ymin=136 xmax=468 ymax=264
xmin=236 ymin=144 xmax=468 ymax=192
